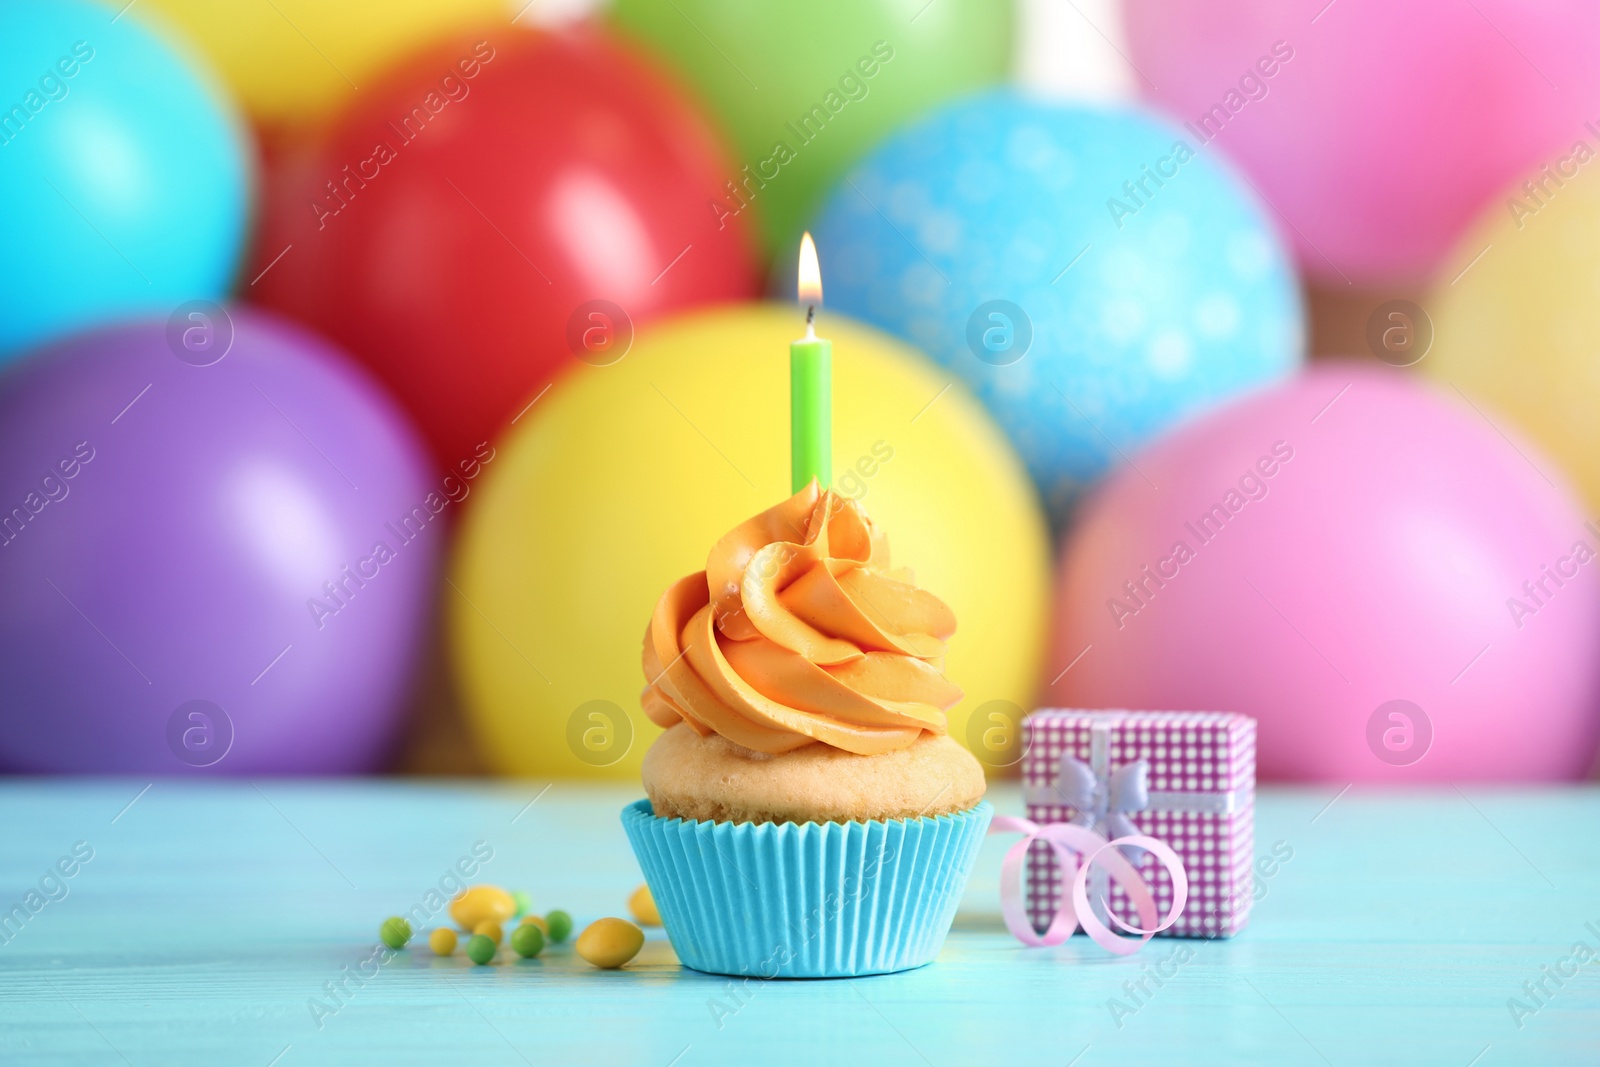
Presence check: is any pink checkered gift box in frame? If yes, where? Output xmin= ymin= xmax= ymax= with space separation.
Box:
xmin=1022 ymin=709 xmax=1256 ymax=939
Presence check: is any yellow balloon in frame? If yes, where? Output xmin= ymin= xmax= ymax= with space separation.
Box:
xmin=450 ymin=304 xmax=1050 ymax=779
xmin=141 ymin=0 xmax=508 ymax=131
xmin=1426 ymin=160 xmax=1600 ymax=509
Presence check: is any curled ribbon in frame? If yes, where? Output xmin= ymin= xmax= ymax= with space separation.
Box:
xmin=989 ymin=815 xmax=1188 ymax=956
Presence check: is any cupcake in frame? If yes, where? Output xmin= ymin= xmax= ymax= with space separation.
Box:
xmin=621 ymin=481 xmax=991 ymax=978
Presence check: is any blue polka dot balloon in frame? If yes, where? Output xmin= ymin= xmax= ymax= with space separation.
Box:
xmin=809 ymin=90 xmax=1304 ymax=525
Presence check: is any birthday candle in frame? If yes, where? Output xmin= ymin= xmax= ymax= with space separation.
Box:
xmin=790 ymin=232 xmax=831 ymax=494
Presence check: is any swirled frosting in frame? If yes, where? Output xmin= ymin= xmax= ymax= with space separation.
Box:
xmin=640 ymin=481 xmax=962 ymax=755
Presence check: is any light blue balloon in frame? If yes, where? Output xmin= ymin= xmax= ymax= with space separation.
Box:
xmin=810 ymin=90 xmax=1304 ymax=525
xmin=0 ymin=0 xmax=250 ymax=360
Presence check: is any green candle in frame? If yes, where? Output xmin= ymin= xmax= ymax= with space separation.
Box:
xmin=791 ymin=232 xmax=831 ymax=493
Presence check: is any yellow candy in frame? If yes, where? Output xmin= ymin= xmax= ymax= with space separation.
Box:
xmin=628 ymin=884 xmax=661 ymax=927
xmin=473 ymin=920 xmax=503 ymax=945
xmin=450 ymin=886 xmax=515 ymax=930
xmin=520 ymin=915 xmax=549 ymax=935
xmin=428 ymin=928 xmax=457 ymax=956
xmin=576 ymin=918 xmax=645 ymax=970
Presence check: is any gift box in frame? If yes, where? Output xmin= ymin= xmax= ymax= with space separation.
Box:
xmin=1022 ymin=709 xmax=1256 ymax=939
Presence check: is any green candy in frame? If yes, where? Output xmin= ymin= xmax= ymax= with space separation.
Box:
xmin=510 ymin=923 xmax=545 ymax=959
xmin=512 ymin=890 xmax=533 ymax=918
xmin=545 ymin=910 xmax=573 ymax=944
xmin=465 ymin=933 xmax=496 ymax=965
xmin=379 ymin=916 xmax=412 ymax=950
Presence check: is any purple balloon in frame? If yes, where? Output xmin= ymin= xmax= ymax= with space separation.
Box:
xmin=0 ymin=309 xmax=439 ymax=773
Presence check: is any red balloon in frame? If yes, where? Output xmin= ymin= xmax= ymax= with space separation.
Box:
xmin=249 ymin=26 xmax=759 ymax=467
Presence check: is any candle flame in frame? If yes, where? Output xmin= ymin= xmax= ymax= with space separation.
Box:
xmin=797 ymin=232 xmax=822 ymax=307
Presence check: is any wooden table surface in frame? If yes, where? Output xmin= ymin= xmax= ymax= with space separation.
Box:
xmin=1 ymin=779 xmax=1595 ymax=1066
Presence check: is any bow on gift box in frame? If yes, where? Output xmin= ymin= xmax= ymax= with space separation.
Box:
xmin=1050 ymin=753 xmax=1150 ymax=841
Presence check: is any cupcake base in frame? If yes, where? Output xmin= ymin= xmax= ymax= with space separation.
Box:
xmin=621 ymin=798 xmax=992 ymax=978
xmin=642 ymin=724 xmax=987 ymax=825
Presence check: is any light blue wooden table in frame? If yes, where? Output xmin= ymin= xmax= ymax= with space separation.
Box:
xmin=1 ymin=780 xmax=1595 ymax=1066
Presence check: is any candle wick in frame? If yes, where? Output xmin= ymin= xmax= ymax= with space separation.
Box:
xmin=805 ymin=304 xmax=815 ymax=327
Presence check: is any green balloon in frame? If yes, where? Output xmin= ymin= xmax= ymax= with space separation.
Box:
xmin=609 ymin=0 xmax=1013 ymax=259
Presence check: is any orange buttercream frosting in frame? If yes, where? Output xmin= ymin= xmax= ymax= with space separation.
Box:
xmin=640 ymin=481 xmax=962 ymax=755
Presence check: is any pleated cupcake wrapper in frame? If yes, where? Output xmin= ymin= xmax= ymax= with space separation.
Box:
xmin=622 ymin=799 xmax=992 ymax=978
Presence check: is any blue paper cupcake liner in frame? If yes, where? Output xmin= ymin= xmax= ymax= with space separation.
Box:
xmin=622 ymin=798 xmax=992 ymax=978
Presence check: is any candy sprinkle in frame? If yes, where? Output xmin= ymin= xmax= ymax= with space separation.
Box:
xmin=429 ymin=927 xmax=457 ymax=956
xmin=379 ymin=916 xmax=412 ymax=950
xmin=576 ymin=918 xmax=644 ymax=969
xmin=465 ymin=933 xmax=496 ymax=965
xmin=450 ymin=885 xmax=515 ymax=930
xmin=510 ymin=923 xmax=545 ymax=959
xmin=628 ymin=884 xmax=661 ymax=926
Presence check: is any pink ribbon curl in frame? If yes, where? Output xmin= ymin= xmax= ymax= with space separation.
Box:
xmin=989 ymin=814 xmax=1189 ymax=955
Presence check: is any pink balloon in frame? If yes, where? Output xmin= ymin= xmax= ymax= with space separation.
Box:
xmin=1045 ymin=366 xmax=1600 ymax=782
xmin=1122 ymin=0 xmax=1600 ymax=284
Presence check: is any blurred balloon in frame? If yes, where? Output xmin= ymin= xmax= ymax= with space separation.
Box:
xmin=250 ymin=26 xmax=758 ymax=471
xmin=1427 ymin=163 xmax=1600 ymax=514
xmin=1122 ymin=0 xmax=1600 ymax=285
xmin=0 ymin=0 xmax=250 ymax=360
xmin=1046 ymin=366 xmax=1600 ymax=782
xmin=141 ymin=0 xmax=507 ymax=136
xmin=809 ymin=90 xmax=1303 ymax=525
xmin=450 ymin=304 xmax=1050 ymax=779
xmin=0 ymin=310 xmax=440 ymax=773
xmin=608 ymin=0 xmax=1012 ymax=258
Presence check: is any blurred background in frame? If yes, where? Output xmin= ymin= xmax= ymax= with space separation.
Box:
xmin=2 ymin=0 xmax=1597 ymax=786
